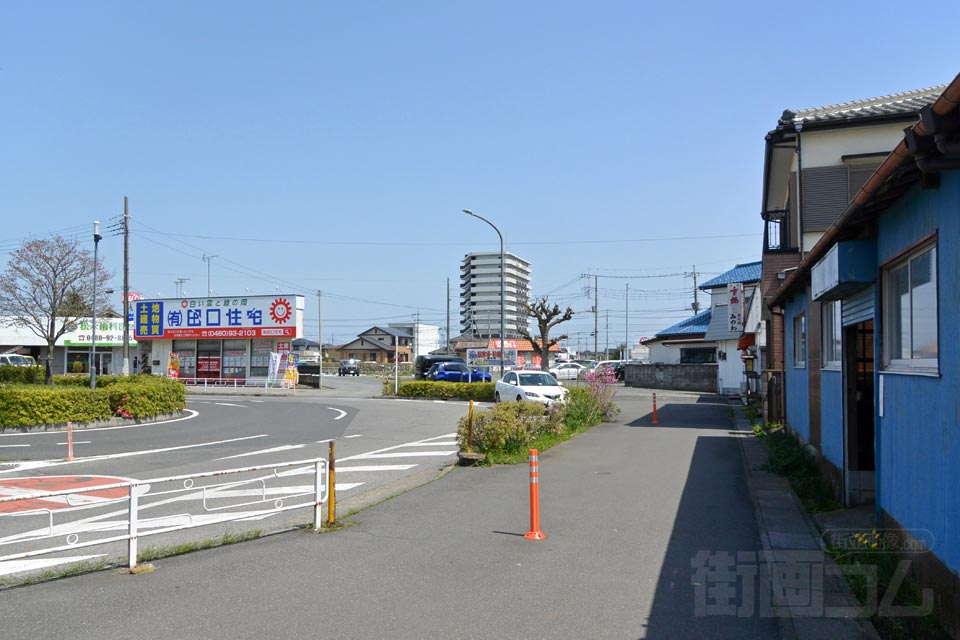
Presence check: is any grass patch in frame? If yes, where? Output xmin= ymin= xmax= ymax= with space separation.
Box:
xmin=828 ymin=543 xmax=950 ymax=639
xmin=762 ymin=427 xmax=841 ymax=513
xmin=137 ymin=530 xmax=262 ymax=563
xmin=481 ymin=423 xmax=589 ymax=465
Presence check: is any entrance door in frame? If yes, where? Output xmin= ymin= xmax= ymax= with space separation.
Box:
xmin=843 ymin=319 xmax=875 ymax=506
xmin=196 ymin=340 xmax=222 ymax=380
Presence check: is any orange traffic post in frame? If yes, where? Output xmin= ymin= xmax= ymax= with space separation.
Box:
xmin=524 ymin=449 xmax=546 ymax=540
xmin=652 ymin=393 xmax=659 ymax=425
xmin=66 ymin=422 xmax=75 ymax=461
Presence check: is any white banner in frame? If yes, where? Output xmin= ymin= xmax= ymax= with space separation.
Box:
xmin=727 ymin=283 xmax=744 ymax=334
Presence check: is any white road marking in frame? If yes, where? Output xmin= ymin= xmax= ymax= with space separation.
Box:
xmin=350 ymin=451 xmax=456 ymax=459
xmin=337 ymin=465 xmax=417 ymax=472
xmin=394 ymin=441 xmax=457 ymax=447
xmin=0 ymin=409 xmax=200 ymax=438
xmin=0 ymin=555 xmax=107 ymax=577
xmin=0 ymin=434 xmax=270 ymax=474
xmin=328 ymin=408 xmax=347 ymax=420
xmin=343 ymin=434 xmax=362 ymax=439
xmin=215 ymin=445 xmax=306 ymax=461
xmin=57 ymin=441 xmax=91 ymax=445
xmin=0 ymin=444 xmax=30 ymax=448
xmin=214 ymin=402 xmax=246 ymax=408
xmin=339 ymin=432 xmax=458 ymax=463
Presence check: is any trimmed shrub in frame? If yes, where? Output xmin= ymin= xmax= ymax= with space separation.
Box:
xmin=0 ymin=365 xmax=44 ymax=385
xmin=456 ymin=401 xmax=563 ymax=454
xmin=390 ymin=380 xmax=495 ymax=402
xmin=0 ymin=376 xmax=185 ymax=429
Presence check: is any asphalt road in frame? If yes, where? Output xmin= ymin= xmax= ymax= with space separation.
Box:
xmin=0 ymin=376 xmax=477 ymax=579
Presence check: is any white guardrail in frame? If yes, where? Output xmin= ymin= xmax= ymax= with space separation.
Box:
xmin=0 ymin=458 xmax=327 ymax=572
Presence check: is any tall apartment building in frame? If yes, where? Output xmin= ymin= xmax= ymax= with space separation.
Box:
xmin=459 ymin=251 xmax=531 ymax=338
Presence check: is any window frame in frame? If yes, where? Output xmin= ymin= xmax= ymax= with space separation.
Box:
xmin=821 ymin=300 xmax=842 ymax=370
xmin=882 ymin=238 xmax=939 ymax=374
xmin=679 ymin=347 xmax=716 ymax=364
xmin=793 ymin=313 xmax=806 ymax=368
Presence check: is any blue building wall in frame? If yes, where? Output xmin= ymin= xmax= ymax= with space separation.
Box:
xmin=819 ymin=369 xmax=843 ymax=470
xmin=784 ymin=291 xmax=810 ymax=442
xmin=875 ymin=171 xmax=960 ymax=574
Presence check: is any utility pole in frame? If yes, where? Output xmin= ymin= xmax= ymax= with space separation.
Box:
xmin=317 ymin=290 xmax=323 ymax=390
xmin=203 ymin=255 xmax=217 ymax=295
xmin=686 ymin=265 xmax=700 ymax=314
xmin=414 ymin=310 xmax=420 ymax=361
xmin=624 ymin=283 xmax=629 ymax=361
xmin=594 ymin=274 xmax=599 ymax=359
xmin=446 ymin=278 xmax=451 ymax=352
xmin=175 ymin=278 xmax=189 ymax=297
xmin=122 ymin=196 xmax=130 ymax=375
xmin=605 ymin=310 xmax=609 ymax=360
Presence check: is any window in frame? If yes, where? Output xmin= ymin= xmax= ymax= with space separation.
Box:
xmin=793 ymin=313 xmax=806 ymax=367
xmin=883 ymin=241 xmax=938 ymax=372
xmin=822 ymin=301 xmax=841 ymax=369
xmin=680 ymin=347 xmax=716 ymax=364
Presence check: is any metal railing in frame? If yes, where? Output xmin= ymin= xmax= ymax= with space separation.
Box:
xmin=0 ymin=458 xmax=326 ymax=572
xmin=177 ymin=376 xmax=296 ymax=390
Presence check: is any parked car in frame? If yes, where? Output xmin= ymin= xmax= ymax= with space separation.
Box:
xmin=338 ymin=359 xmax=361 ymax=376
xmin=414 ymin=353 xmax=462 ymax=380
xmin=549 ymin=361 xmax=586 ymax=380
xmin=495 ymin=370 xmax=568 ymax=406
xmin=0 ymin=354 xmax=34 ymax=367
xmin=591 ymin=360 xmax=623 ymax=378
xmin=426 ymin=361 xmax=492 ymax=382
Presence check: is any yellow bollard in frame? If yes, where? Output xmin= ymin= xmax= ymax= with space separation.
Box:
xmin=467 ymin=400 xmax=475 ymax=454
xmin=327 ymin=440 xmax=336 ymax=527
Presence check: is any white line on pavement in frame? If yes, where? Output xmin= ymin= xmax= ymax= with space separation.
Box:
xmin=214 ymin=402 xmax=246 ymax=408
xmin=215 ymin=445 xmax=306 ymax=461
xmin=57 ymin=441 xmax=91 ymax=445
xmin=0 ymin=444 xmax=30 ymax=448
xmin=0 ymin=434 xmax=270 ymax=474
xmin=336 ymin=465 xmax=418 ymax=472
xmin=343 ymin=434 xmax=362 ymax=439
xmin=338 ymin=432 xmax=457 ymax=463
xmin=328 ymin=408 xmax=347 ymax=420
xmin=349 ymin=451 xmax=456 ymax=460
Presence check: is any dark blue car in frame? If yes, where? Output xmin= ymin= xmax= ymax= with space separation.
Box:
xmin=426 ymin=361 xmax=492 ymax=382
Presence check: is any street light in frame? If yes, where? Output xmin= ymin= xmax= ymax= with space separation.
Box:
xmin=462 ymin=209 xmax=505 ymax=379
xmin=91 ymin=221 xmax=102 ymax=389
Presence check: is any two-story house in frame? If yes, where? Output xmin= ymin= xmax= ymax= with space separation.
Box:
xmin=758 ymin=85 xmax=945 ymax=422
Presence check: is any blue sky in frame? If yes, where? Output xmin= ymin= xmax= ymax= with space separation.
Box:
xmin=1 ymin=1 xmax=957 ymax=349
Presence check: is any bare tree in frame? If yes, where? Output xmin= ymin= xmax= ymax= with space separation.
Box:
xmin=0 ymin=236 xmax=112 ymax=383
xmin=517 ymin=297 xmax=574 ymax=371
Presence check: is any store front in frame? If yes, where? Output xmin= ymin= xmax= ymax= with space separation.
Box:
xmin=133 ymin=294 xmax=304 ymax=382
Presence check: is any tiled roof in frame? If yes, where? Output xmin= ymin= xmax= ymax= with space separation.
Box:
xmin=653 ymin=309 xmax=712 ymax=339
xmin=781 ymin=85 xmax=945 ymax=127
xmin=699 ymin=261 xmax=762 ymax=290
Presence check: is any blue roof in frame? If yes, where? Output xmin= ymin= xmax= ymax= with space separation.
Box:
xmin=699 ymin=261 xmax=762 ymax=290
xmin=655 ymin=309 xmax=712 ymax=338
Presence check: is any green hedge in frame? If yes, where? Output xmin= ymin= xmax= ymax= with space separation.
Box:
xmin=0 ymin=376 xmax=186 ymax=429
xmin=456 ymin=401 xmax=563 ymax=454
xmin=0 ymin=365 xmax=44 ymax=385
xmin=388 ymin=380 xmax=496 ymax=402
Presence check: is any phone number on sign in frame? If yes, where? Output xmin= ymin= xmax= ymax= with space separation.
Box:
xmin=200 ymin=329 xmax=260 ymax=338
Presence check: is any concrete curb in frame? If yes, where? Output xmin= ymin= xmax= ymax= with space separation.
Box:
xmin=731 ymin=406 xmax=880 ymax=640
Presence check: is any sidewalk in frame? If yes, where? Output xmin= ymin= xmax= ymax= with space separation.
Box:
xmin=732 ymin=407 xmax=879 ymax=640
